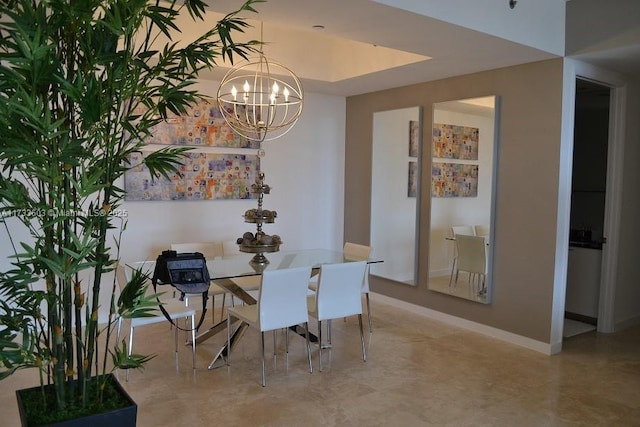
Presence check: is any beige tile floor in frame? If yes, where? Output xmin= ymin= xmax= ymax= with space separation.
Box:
xmin=1 ymin=297 xmax=639 ymax=426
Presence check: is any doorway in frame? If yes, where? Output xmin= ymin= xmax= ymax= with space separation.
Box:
xmin=564 ymin=79 xmax=611 ymax=338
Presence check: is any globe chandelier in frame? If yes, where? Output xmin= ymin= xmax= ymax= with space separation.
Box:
xmin=217 ymin=26 xmax=303 ymax=142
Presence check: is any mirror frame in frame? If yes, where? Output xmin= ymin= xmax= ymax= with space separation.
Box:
xmin=370 ymin=106 xmax=423 ymax=286
xmin=427 ymin=96 xmax=500 ymax=303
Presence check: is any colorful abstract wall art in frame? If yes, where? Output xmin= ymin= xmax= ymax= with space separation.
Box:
xmin=125 ymin=150 xmax=259 ymax=201
xmin=408 ymin=161 xmax=418 ymax=197
xmin=431 ymin=162 xmax=478 ymax=197
xmin=409 ymin=120 xmax=419 ymax=157
xmin=432 ymin=123 xmax=479 ymax=160
xmin=137 ymin=100 xmax=260 ymax=149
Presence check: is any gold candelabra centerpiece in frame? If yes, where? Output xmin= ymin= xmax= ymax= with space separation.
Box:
xmin=236 ymin=172 xmax=281 ymax=265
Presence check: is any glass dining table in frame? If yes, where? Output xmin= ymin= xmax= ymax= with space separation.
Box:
xmin=188 ymin=248 xmax=381 ymax=369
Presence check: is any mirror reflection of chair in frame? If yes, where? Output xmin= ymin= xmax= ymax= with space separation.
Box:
xmin=474 ymin=224 xmax=490 ymax=238
xmin=451 ymin=225 xmax=476 ymax=236
xmin=116 ymin=265 xmax=197 ymax=381
xmin=451 ymin=235 xmax=487 ymax=299
xmin=448 ymin=226 xmax=477 ymax=288
xmin=170 ymin=242 xmax=227 ymax=322
xmin=307 ymin=261 xmax=368 ymax=372
xmin=226 ymin=266 xmax=313 ymax=387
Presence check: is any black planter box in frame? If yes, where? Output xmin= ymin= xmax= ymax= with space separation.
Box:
xmin=16 ymin=375 xmax=137 ymax=427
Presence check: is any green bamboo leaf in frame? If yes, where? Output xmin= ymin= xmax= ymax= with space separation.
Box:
xmin=0 ymin=0 xmax=262 ymax=412
xmin=140 ymin=147 xmax=190 ymax=181
xmin=111 ymin=341 xmax=156 ymax=371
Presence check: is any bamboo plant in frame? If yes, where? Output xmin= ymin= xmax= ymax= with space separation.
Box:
xmin=0 ymin=0 xmax=262 ymax=419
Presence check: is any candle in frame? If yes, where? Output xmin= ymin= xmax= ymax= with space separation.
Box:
xmin=243 ymin=80 xmax=250 ymax=103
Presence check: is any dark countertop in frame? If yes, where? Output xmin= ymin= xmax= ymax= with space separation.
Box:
xmin=569 ymin=240 xmax=603 ymax=250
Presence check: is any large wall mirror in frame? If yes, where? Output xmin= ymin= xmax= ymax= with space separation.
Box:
xmin=428 ymin=96 xmax=499 ymax=303
xmin=370 ymin=106 xmax=422 ymax=286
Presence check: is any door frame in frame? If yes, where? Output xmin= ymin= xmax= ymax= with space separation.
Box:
xmin=566 ymin=60 xmax=627 ymax=334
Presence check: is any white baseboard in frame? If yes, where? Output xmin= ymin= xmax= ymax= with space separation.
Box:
xmin=614 ymin=314 xmax=640 ymax=332
xmin=370 ymin=292 xmax=555 ymax=355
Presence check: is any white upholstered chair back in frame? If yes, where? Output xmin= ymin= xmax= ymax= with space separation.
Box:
xmin=312 ymin=261 xmax=367 ymax=321
xmin=258 ymin=266 xmax=313 ymax=331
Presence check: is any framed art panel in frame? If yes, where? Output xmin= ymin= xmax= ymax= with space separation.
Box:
xmin=125 ymin=149 xmax=259 ymax=201
xmin=431 ymin=162 xmax=478 ymax=197
xmin=409 ymin=120 xmax=419 ymax=157
xmin=136 ymin=100 xmax=260 ymax=149
xmin=432 ymin=123 xmax=479 ymax=160
xmin=408 ymin=161 xmax=417 ymax=197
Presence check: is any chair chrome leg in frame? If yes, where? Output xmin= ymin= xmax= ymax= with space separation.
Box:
xmin=304 ymin=322 xmax=313 ymax=374
xmin=126 ymin=326 xmax=134 ymax=381
xmin=116 ymin=319 xmax=122 ymax=377
xmin=174 ymin=319 xmax=179 ymax=360
xmin=365 ymin=293 xmax=372 ymax=333
xmin=191 ymin=315 xmax=196 ymax=371
xmin=318 ymin=320 xmax=323 ymax=372
xmin=285 ymin=327 xmax=289 ymax=366
xmin=226 ymin=315 xmax=231 ymax=366
xmin=261 ymin=331 xmax=266 ymax=387
xmin=358 ymin=314 xmax=367 ymax=362
xmin=273 ymin=330 xmax=277 ymax=357
xmin=210 ymin=295 xmax=215 ymax=323
xmin=449 ymin=257 xmax=457 ymax=288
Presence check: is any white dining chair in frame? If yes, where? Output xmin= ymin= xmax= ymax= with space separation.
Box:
xmin=474 ymin=225 xmax=490 ymax=238
xmin=226 ymin=266 xmax=313 ymax=387
xmin=343 ymin=242 xmax=374 ymax=333
xmin=116 ymin=265 xmax=197 ymax=381
xmin=449 ymin=226 xmax=477 ymax=288
xmin=452 ymin=225 xmax=476 ymax=237
xmin=451 ymin=234 xmax=487 ymax=298
xmin=308 ymin=242 xmax=374 ymax=332
xmin=307 ymin=261 xmax=368 ymax=372
xmin=170 ymin=242 xmax=228 ymax=322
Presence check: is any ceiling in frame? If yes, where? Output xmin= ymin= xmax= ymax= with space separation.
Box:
xmin=197 ymin=0 xmax=638 ymax=97
xmin=201 ymin=0 xmax=558 ymax=97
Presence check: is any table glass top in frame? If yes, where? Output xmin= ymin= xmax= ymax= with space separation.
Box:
xmin=208 ymin=248 xmax=379 ymax=280
xmin=132 ymin=248 xmax=380 ymax=281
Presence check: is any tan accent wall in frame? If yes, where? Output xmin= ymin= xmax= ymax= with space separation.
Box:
xmin=345 ymin=59 xmax=564 ymax=343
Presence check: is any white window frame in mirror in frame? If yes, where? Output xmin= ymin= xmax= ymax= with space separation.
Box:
xmin=370 ymin=106 xmax=422 ymax=286
xmin=427 ymin=96 xmax=500 ymax=304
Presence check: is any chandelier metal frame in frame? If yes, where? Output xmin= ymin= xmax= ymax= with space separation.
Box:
xmin=216 ymin=43 xmax=303 ymax=142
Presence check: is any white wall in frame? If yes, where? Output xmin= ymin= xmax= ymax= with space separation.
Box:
xmin=116 ymin=80 xmax=346 ymax=265
xmin=0 ymin=80 xmax=347 ymax=321
xmin=429 ymin=107 xmax=496 ymax=276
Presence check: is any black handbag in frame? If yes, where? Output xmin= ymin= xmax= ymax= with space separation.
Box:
xmin=152 ymin=250 xmax=210 ymax=331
